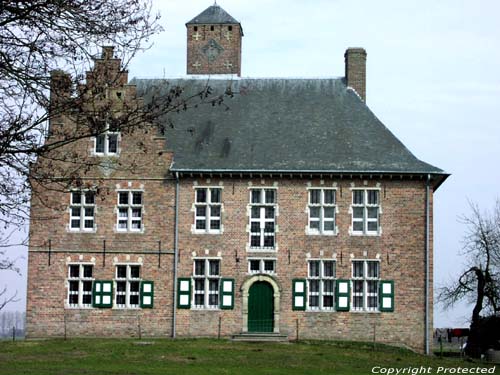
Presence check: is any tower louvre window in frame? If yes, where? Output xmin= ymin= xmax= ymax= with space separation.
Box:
xmin=194 ymin=26 xmax=198 ymax=32
xmin=228 ymin=26 xmax=232 ymax=31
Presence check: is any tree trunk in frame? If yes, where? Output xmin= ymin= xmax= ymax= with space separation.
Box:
xmin=466 ymin=268 xmax=485 ymax=357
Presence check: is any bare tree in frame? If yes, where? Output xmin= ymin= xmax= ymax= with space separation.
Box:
xmin=439 ymin=200 xmax=500 ymax=357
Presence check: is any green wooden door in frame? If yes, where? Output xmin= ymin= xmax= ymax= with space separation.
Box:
xmin=248 ymin=281 xmax=274 ymax=332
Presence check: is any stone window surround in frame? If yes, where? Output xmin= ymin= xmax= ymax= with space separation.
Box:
xmin=247 ymin=257 xmax=277 ymax=275
xmin=305 ymin=187 xmax=338 ymax=236
xmin=247 ymin=187 xmax=278 ymax=252
xmin=351 ymin=259 xmax=381 ymax=312
xmin=65 ymin=262 xmax=94 ymax=309
xmin=192 ymin=257 xmax=221 ymax=310
xmin=114 ymin=263 xmax=141 ymax=309
xmin=349 ymin=187 xmax=382 ymax=236
xmin=191 ymin=186 xmax=224 ymax=234
xmin=115 ymin=189 xmax=144 ymax=233
xmin=307 ymin=259 xmax=336 ymax=311
xmin=68 ymin=190 xmax=96 ymax=233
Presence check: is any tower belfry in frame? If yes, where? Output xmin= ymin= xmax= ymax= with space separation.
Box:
xmin=186 ymin=4 xmax=243 ymax=76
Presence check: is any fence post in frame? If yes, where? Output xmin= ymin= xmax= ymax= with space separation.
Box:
xmin=137 ymin=315 xmax=142 ymax=340
xmin=372 ymin=322 xmax=376 ymax=350
xmin=218 ymin=316 xmax=222 ymax=339
xmin=12 ymin=326 xmax=16 ymax=342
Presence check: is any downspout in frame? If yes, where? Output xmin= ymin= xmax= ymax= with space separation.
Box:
xmin=425 ymin=174 xmax=431 ymax=355
xmin=172 ymin=173 xmax=180 ymax=338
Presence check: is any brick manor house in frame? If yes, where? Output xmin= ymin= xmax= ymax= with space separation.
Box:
xmin=26 ymin=4 xmax=448 ymax=353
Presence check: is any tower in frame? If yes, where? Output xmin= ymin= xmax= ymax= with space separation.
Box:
xmin=186 ymin=4 xmax=243 ymax=76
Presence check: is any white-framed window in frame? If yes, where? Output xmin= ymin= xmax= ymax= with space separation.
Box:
xmin=94 ymin=121 xmax=119 ymax=156
xmin=351 ymin=189 xmax=380 ymax=235
xmin=351 ymin=260 xmax=380 ymax=312
xmin=308 ymin=188 xmax=336 ymax=235
xmin=69 ymin=191 xmax=96 ymax=231
xmin=248 ymin=258 xmax=276 ymax=274
xmin=115 ymin=264 xmax=141 ymax=308
xmin=307 ymin=260 xmax=336 ymax=310
xmin=249 ymin=188 xmax=276 ymax=249
xmin=194 ymin=187 xmax=222 ymax=233
xmin=117 ymin=191 xmax=143 ymax=232
xmin=193 ymin=259 xmax=220 ymax=309
xmin=67 ymin=264 xmax=93 ymax=308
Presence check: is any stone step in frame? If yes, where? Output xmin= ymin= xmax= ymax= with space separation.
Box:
xmin=231 ymin=333 xmax=289 ymax=342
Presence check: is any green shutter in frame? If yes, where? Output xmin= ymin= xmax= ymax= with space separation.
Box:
xmin=92 ymin=280 xmax=113 ymax=308
xmin=140 ymin=281 xmax=154 ymax=308
xmin=292 ymin=279 xmax=306 ymax=311
xmin=220 ymin=278 xmax=235 ymax=310
xmin=336 ymin=280 xmax=350 ymax=311
xmin=379 ymin=280 xmax=394 ymax=312
xmin=177 ymin=278 xmax=191 ymax=309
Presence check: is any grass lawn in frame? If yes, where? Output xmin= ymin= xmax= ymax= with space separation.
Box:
xmin=0 ymin=338 xmax=497 ymax=375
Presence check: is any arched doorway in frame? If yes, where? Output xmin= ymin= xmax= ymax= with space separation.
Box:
xmin=241 ymin=275 xmax=281 ymax=334
xmin=248 ymin=281 xmax=274 ymax=332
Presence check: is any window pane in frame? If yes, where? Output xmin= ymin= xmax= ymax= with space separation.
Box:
xmin=368 ymin=190 xmax=379 ymax=205
xmin=353 ymin=296 xmax=363 ymax=309
xmin=310 ymin=190 xmax=321 ymax=204
xmin=324 ymin=190 xmax=335 ymax=204
xmin=210 ymin=206 xmax=221 ymax=217
xmin=251 ymin=190 xmax=261 ymax=204
xmin=367 ymin=262 xmax=380 ymax=278
xmin=130 ymin=295 xmax=139 ymax=305
xmin=250 ymin=222 xmax=260 ymax=233
xmin=263 ymin=235 xmax=274 ymax=247
xmin=117 ymin=265 xmax=127 ymax=278
xmin=309 ymin=261 xmax=320 ymax=277
xmin=309 ymin=295 xmax=319 ymax=308
xmin=132 ymin=208 xmax=141 ymax=218
xmin=210 ymin=220 xmax=220 ymax=230
xmin=367 ymin=207 xmax=378 ymax=219
xmin=84 ymin=191 xmax=95 ymax=205
xmin=116 ymin=295 xmax=126 ymax=305
xmin=69 ymin=280 xmax=79 ymax=291
xmin=194 ymin=260 xmax=205 ymax=276
xmin=323 ymin=261 xmax=335 ymax=277
xmin=196 ymin=206 xmax=207 ymax=217
xmin=71 ymin=219 xmax=81 ymax=229
xmin=118 ymin=208 xmax=128 ymax=218
xmin=324 ymin=207 xmax=335 ymax=219
xmin=250 ymin=260 xmax=260 ymax=272
xmin=353 ymin=261 xmax=364 ymax=278
xmin=70 ymin=265 xmax=80 ymax=278
xmin=71 ymin=207 xmax=81 ymax=216
xmin=309 ymin=207 xmax=320 ymax=219
xmin=211 ymin=189 xmax=221 ymax=203
xmin=251 ymin=235 xmax=261 ymax=247
xmin=95 ymin=135 xmax=105 ymax=153
xmin=195 ymin=279 xmax=204 ymax=291
xmin=367 ymin=280 xmax=378 ymax=293
xmin=116 ymin=281 xmax=126 ymax=292
xmin=108 ymin=134 xmax=118 ymax=153
xmin=353 ymin=280 xmax=364 ymax=293
xmin=84 ymin=207 xmax=94 ymax=217
xmin=353 ymin=190 xmax=364 ymax=204
xmin=368 ymin=296 xmax=378 ymax=309
xmin=72 ymin=192 xmax=81 ymax=204
xmin=310 ymin=221 xmax=320 ymax=231
xmin=119 ymin=192 xmax=128 ymax=205
xmin=324 ymin=280 xmax=334 ymax=293
xmin=209 ymin=279 xmax=219 ymax=292
xmin=195 ymin=294 xmax=204 ymax=306
xmin=196 ymin=189 xmax=207 ymax=203
xmin=196 ymin=219 xmax=206 ymax=230
xmin=367 ymin=221 xmax=378 ymax=232
xmin=83 ymin=265 xmax=92 ymax=278
xmin=264 ymin=260 xmax=275 ymax=272
xmin=69 ymin=294 xmax=79 ymax=304
xmin=353 ymin=221 xmax=364 ymax=232
xmin=265 ymin=207 xmax=274 ymax=219
xmin=323 ymin=221 xmax=334 ymax=231
xmin=251 ymin=206 xmax=260 ymax=219
xmin=309 ymin=280 xmax=319 ymax=293
xmin=83 ymin=281 xmax=92 ymax=292
xmin=323 ymin=295 xmax=334 ymax=308
xmin=264 ymin=222 xmax=274 ymax=233
xmin=265 ymin=189 xmax=275 ymax=204
xmin=130 ymin=266 xmax=140 ymax=278
xmin=353 ymin=207 xmax=364 ymax=219
xmin=82 ymin=295 xmax=92 ymax=305
xmin=84 ymin=219 xmax=94 ymax=229
xmin=131 ymin=220 xmax=141 ymax=229
xmin=209 ymin=294 xmax=218 ymax=306
xmin=132 ymin=192 xmax=142 ymax=205
xmin=118 ymin=220 xmax=128 ymax=229
xmin=209 ymin=260 xmax=220 ymax=276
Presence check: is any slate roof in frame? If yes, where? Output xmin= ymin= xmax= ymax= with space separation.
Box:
xmin=186 ymin=4 xmax=240 ymax=26
xmin=133 ymin=78 xmax=448 ymax=187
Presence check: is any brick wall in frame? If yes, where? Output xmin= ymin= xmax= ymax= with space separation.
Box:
xmin=186 ymin=24 xmax=242 ymax=76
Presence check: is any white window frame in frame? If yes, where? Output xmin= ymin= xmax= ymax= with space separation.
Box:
xmin=114 ymin=264 xmax=141 ymax=309
xmin=93 ymin=121 xmax=119 ymax=156
xmin=67 ymin=263 xmax=94 ymax=308
xmin=248 ymin=258 xmax=276 ymax=274
xmin=249 ymin=188 xmax=277 ymax=250
xmin=351 ymin=260 xmax=380 ymax=312
xmin=69 ymin=191 xmax=96 ymax=232
xmin=194 ymin=187 xmax=222 ymax=234
xmin=307 ymin=259 xmax=336 ymax=311
xmin=116 ymin=190 xmax=143 ymax=232
xmin=351 ymin=189 xmax=381 ymax=236
xmin=192 ymin=258 xmax=221 ymax=309
xmin=307 ymin=188 xmax=337 ymax=235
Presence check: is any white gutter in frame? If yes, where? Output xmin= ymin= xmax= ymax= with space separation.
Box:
xmin=425 ymin=174 xmax=431 ymax=355
xmin=172 ymin=174 xmax=180 ymax=338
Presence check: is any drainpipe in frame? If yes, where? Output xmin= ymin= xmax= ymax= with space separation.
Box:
xmin=172 ymin=173 xmax=180 ymax=338
xmin=425 ymin=174 xmax=431 ymax=355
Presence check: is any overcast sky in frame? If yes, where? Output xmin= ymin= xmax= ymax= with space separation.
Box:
xmin=3 ymin=0 xmax=500 ymax=328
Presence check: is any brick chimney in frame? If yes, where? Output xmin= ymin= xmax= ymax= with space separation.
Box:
xmin=344 ymin=48 xmax=367 ymax=102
